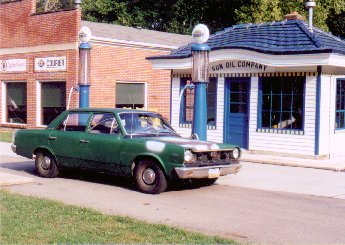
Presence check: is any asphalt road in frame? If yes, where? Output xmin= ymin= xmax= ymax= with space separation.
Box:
xmin=1 ymin=155 xmax=345 ymax=244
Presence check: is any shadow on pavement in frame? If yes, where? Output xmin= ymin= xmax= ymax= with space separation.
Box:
xmin=0 ymin=159 xmax=215 ymax=193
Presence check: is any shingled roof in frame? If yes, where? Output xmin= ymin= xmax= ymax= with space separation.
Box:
xmin=148 ymin=20 xmax=345 ymax=59
xmin=82 ymin=21 xmax=192 ymax=48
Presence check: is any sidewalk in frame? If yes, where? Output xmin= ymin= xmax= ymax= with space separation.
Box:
xmin=1 ymin=141 xmax=345 ymax=187
xmin=0 ymin=142 xmax=34 ymax=186
xmin=241 ymin=152 xmax=345 ymax=172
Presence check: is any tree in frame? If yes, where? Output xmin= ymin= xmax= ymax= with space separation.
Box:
xmin=81 ymin=0 xmax=134 ymax=26
xmin=80 ymin=0 xmax=345 ymax=38
xmin=236 ymin=0 xmax=345 ymax=35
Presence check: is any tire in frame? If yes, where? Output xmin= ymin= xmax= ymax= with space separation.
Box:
xmin=134 ymin=160 xmax=167 ymax=194
xmin=35 ymin=151 xmax=59 ymax=178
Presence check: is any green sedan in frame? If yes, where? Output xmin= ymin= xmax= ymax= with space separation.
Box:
xmin=12 ymin=108 xmax=241 ymax=194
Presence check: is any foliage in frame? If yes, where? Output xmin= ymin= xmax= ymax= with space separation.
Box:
xmin=36 ymin=0 xmax=74 ymax=13
xmin=236 ymin=0 xmax=345 ymax=33
xmin=0 ymin=190 xmax=235 ymax=244
xmin=80 ymin=0 xmax=345 ymax=38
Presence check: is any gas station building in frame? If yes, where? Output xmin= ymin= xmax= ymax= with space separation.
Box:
xmin=149 ymin=14 xmax=345 ymax=159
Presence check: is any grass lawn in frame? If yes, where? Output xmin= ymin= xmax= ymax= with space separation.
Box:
xmin=0 ymin=131 xmax=12 ymax=143
xmin=0 ymin=190 xmax=236 ymax=244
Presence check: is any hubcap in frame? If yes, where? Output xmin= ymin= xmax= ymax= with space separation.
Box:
xmin=142 ymin=168 xmax=156 ymax=185
xmin=41 ymin=156 xmax=51 ymax=170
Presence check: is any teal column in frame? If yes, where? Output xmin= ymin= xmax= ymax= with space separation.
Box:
xmin=79 ymin=42 xmax=91 ymax=108
xmin=191 ymin=43 xmax=210 ymax=141
xmin=192 ymin=82 xmax=207 ymax=140
xmin=79 ymin=84 xmax=90 ymax=108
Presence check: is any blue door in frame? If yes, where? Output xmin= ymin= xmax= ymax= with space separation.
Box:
xmin=224 ymin=77 xmax=250 ymax=148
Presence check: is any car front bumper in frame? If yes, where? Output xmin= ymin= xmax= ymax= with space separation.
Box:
xmin=11 ymin=144 xmax=16 ymax=153
xmin=174 ymin=163 xmax=242 ymax=179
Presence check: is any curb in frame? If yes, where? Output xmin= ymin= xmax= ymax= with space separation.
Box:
xmin=0 ymin=172 xmax=34 ymax=187
xmin=241 ymin=157 xmax=345 ymax=172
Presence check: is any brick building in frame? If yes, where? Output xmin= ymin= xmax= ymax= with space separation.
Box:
xmin=0 ymin=0 xmax=191 ymax=130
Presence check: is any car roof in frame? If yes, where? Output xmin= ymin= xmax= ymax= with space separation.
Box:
xmin=67 ymin=108 xmax=155 ymax=114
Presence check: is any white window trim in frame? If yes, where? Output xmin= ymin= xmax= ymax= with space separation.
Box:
xmin=116 ymin=81 xmax=147 ymax=110
xmin=37 ymin=80 xmax=66 ymax=127
xmin=1 ymin=80 xmax=27 ymax=125
xmin=1 ymin=82 xmax=6 ymax=124
xmin=36 ymin=81 xmax=41 ymax=126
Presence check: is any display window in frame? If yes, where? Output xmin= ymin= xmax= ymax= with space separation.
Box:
xmin=41 ymin=82 xmax=66 ymax=125
xmin=5 ymin=82 xmax=27 ymax=124
xmin=259 ymin=77 xmax=305 ymax=130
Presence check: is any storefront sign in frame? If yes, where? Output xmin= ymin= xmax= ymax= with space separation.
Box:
xmin=210 ymin=60 xmax=275 ymax=73
xmin=0 ymin=59 xmax=26 ymax=72
xmin=35 ymin=56 xmax=67 ymax=72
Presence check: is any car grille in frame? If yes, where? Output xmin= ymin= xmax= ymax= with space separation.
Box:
xmin=187 ymin=150 xmax=237 ymax=167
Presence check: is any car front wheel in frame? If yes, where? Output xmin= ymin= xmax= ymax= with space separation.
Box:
xmin=35 ymin=151 xmax=59 ymax=178
xmin=134 ymin=160 xmax=167 ymax=194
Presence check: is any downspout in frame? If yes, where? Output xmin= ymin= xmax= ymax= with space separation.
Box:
xmin=315 ymin=66 xmax=322 ymax=156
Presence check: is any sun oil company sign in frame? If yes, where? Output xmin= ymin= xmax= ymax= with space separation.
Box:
xmin=0 ymin=59 xmax=26 ymax=72
xmin=35 ymin=56 xmax=67 ymax=72
xmin=210 ymin=60 xmax=275 ymax=73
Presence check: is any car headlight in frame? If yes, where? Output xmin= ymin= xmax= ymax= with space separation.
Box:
xmin=231 ymin=147 xmax=241 ymax=160
xmin=184 ymin=150 xmax=195 ymax=163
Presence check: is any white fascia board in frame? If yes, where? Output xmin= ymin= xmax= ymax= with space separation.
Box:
xmin=149 ymin=49 xmax=345 ymax=70
xmin=90 ymin=36 xmax=179 ymax=51
xmin=328 ymin=53 xmax=345 ymax=67
xmin=150 ymin=57 xmax=192 ymax=70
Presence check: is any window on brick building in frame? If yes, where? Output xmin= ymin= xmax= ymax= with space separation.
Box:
xmin=35 ymin=0 xmax=75 ymax=13
xmin=179 ymin=77 xmax=217 ymax=129
xmin=5 ymin=82 xmax=27 ymax=124
xmin=115 ymin=83 xmax=145 ymax=109
xmin=41 ymin=82 xmax=66 ymax=125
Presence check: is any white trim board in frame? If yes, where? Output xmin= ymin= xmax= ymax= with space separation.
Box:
xmin=150 ymin=49 xmax=345 ymax=70
xmin=0 ymin=43 xmax=78 ymax=56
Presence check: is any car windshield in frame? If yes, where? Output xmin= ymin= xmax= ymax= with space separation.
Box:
xmin=119 ymin=112 xmax=177 ymax=136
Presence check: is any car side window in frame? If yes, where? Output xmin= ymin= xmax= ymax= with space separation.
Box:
xmin=56 ymin=112 xmax=90 ymax=132
xmin=88 ymin=113 xmax=119 ymax=135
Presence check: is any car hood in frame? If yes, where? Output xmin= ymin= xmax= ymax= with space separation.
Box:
xmin=141 ymin=136 xmax=236 ymax=151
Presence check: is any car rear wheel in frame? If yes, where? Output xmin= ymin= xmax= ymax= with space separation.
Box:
xmin=35 ymin=151 xmax=59 ymax=178
xmin=134 ymin=160 xmax=167 ymax=194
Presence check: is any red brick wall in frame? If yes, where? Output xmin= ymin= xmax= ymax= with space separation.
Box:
xmin=90 ymin=44 xmax=172 ymax=120
xmin=0 ymin=0 xmax=79 ymax=49
xmin=0 ymin=0 xmax=80 ymax=128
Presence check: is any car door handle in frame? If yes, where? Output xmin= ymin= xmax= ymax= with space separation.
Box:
xmin=48 ymin=136 xmax=57 ymax=140
xmin=80 ymin=139 xmax=90 ymax=144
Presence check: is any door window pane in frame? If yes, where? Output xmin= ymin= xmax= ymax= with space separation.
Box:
xmin=116 ymin=83 xmax=145 ymax=109
xmin=89 ymin=113 xmax=119 ymax=134
xmin=6 ymin=82 xmax=27 ymax=124
xmin=57 ymin=112 xmax=89 ymax=131
xmin=41 ymin=82 xmax=66 ymax=125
